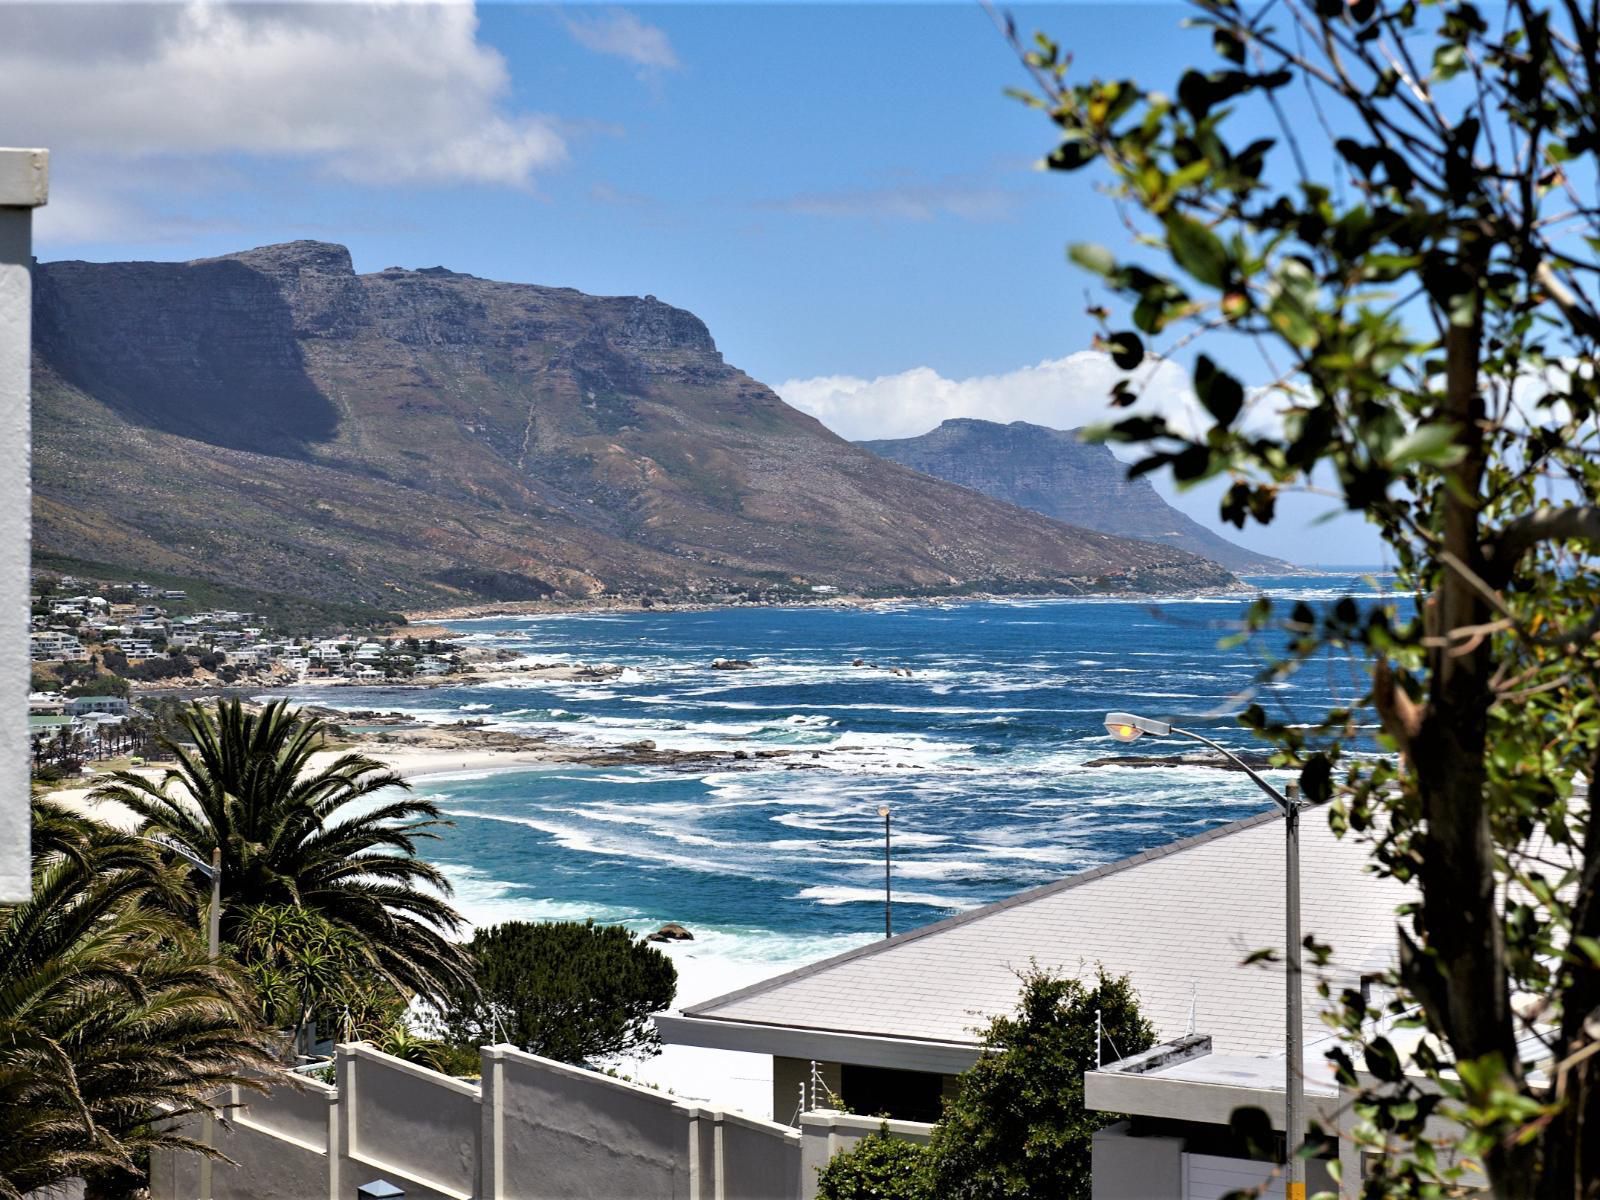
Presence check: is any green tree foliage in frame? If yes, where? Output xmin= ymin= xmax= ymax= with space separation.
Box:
xmin=89 ymin=699 xmax=471 ymax=1002
xmin=67 ymin=673 xmax=129 ymax=699
xmin=1009 ymin=3 xmax=1600 ymax=1193
xmin=229 ymin=904 xmax=408 ymax=1054
xmin=436 ymin=920 xmax=677 ymax=1064
xmin=0 ymin=799 xmax=272 ymax=1199
xmin=815 ymin=1126 xmax=932 ymax=1200
xmin=924 ymin=967 xmax=1153 ymax=1200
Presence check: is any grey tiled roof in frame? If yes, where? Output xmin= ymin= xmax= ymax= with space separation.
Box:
xmin=685 ymin=807 xmax=1411 ymax=1055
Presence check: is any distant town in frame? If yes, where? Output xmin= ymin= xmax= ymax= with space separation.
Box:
xmin=27 ymin=569 xmax=468 ymax=774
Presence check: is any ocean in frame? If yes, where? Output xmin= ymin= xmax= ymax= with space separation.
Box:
xmin=276 ymin=571 xmax=1399 ymax=1009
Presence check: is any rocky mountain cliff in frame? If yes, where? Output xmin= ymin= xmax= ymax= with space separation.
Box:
xmin=859 ymin=419 xmax=1296 ymax=576
xmin=31 ymin=242 xmax=1238 ymax=607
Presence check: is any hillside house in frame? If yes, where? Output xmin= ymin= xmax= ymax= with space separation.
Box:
xmin=29 ymin=631 xmax=87 ymax=662
xmin=65 ymin=695 xmax=130 ymax=718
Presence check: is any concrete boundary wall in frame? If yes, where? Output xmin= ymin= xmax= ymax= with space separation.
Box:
xmin=151 ymin=1044 xmax=920 ymax=1199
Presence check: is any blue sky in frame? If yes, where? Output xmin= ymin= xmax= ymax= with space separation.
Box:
xmin=7 ymin=1 xmax=1383 ymax=565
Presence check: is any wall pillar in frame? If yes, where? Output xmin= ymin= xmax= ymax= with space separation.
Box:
xmin=326 ymin=1081 xmax=343 ymax=1200
xmin=335 ymin=1043 xmax=360 ymax=1185
xmin=0 ymin=147 xmax=47 ymax=903
xmin=479 ymin=1045 xmax=507 ymax=1200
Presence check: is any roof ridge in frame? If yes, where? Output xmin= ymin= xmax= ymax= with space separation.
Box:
xmin=684 ymin=806 xmax=1284 ymax=1018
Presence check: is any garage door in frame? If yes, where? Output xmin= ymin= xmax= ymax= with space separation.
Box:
xmin=1182 ymin=1152 xmax=1286 ymax=1200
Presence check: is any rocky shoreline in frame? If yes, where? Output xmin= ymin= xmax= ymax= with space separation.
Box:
xmin=326 ymin=710 xmax=827 ymax=774
xmin=1080 ymin=751 xmax=1277 ymax=772
xmin=402 ymin=582 xmax=1276 ymax=624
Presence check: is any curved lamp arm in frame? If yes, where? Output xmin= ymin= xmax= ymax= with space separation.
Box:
xmin=1167 ymin=725 xmax=1294 ymax=812
xmin=1104 ymin=710 xmax=1294 ymax=811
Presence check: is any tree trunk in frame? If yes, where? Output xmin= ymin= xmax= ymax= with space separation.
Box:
xmin=1407 ymin=261 xmax=1525 ymax=1192
xmin=1536 ymin=751 xmax=1600 ymax=1199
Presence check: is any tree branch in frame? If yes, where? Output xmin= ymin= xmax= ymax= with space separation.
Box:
xmin=1486 ymin=505 xmax=1600 ymax=582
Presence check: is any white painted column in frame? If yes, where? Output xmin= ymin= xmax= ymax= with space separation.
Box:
xmin=479 ymin=1044 xmax=507 ymax=1200
xmin=0 ymin=148 xmax=47 ymax=903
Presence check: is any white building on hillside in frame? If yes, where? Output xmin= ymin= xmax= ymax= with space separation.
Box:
xmin=30 ymin=631 xmax=86 ymax=662
xmin=66 ymin=695 xmax=130 ymax=718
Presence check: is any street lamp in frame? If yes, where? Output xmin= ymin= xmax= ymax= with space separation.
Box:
xmin=878 ymin=805 xmax=892 ymax=938
xmin=1103 ymin=712 xmax=1306 ymax=1200
xmin=148 ymin=834 xmax=223 ymax=1200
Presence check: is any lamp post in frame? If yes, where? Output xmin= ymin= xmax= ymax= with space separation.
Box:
xmin=148 ymin=834 xmax=222 ymax=1199
xmin=878 ymin=805 xmax=892 ymax=938
xmin=1103 ymin=711 xmax=1306 ymax=1200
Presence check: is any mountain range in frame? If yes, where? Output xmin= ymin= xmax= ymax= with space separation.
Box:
xmin=30 ymin=241 xmax=1238 ymax=609
xmin=858 ymin=419 xmax=1296 ymax=576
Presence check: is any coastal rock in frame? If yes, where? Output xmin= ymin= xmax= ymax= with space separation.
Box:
xmin=710 ymin=658 xmax=755 ymax=670
xmin=647 ymin=923 xmax=694 ymax=943
xmin=1082 ymin=751 xmax=1275 ymax=772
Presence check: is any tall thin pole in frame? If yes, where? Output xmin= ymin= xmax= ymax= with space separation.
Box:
xmin=1106 ymin=715 xmax=1307 ymax=1191
xmin=208 ymin=846 xmax=222 ymax=960
xmin=879 ymin=806 xmax=892 ymax=938
xmin=200 ymin=847 xmax=222 ymax=1200
xmin=1285 ymin=781 xmax=1304 ymax=1200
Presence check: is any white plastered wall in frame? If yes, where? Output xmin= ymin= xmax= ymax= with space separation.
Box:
xmin=0 ymin=148 xmax=47 ymax=902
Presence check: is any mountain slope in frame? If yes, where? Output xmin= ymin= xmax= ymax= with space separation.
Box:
xmin=859 ymin=419 xmax=1297 ymax=576
xmin=31 ymin=242 xmax=1238 ymax=606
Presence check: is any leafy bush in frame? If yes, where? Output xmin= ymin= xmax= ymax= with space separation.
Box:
xmin=815 ymin=1126 xmax=930 ymax=1200
xmin=67 ymin=672 xmax=129 ymax=698
xmin=436 ymin=920 xmax=676 ymax=1064
xmin=924 ymin=966 xmax=1153 ymax=1200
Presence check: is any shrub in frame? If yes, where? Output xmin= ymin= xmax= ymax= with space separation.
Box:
xmin=815 ymin=1126 xmax=931 ymax=1200
xmin=923 ymin=965 xmax=1153 ymax=1200
xmin=435 ymin=920 xmax=676 ymax=1064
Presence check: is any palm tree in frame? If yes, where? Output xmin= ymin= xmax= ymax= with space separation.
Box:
xmin=89 ymin=699 xmax=471 ymax=1002
xmin=0 ymin=799 xmax=273 ymax=1198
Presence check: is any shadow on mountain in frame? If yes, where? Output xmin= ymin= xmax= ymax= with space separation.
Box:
xmin=33 ymin=258 xmax=338 ymax=458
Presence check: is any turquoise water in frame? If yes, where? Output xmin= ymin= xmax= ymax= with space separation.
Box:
xmin=279 ymin=573 xmax=1397 ymax=971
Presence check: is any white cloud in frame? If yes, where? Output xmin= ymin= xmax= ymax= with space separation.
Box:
xmin=562 ymin=9 xmax=680 ymax=73
xmin=776 ymin=352 xmax=1210 ymax=445
xmin=0 ymin=2 xmax=566 ymax=190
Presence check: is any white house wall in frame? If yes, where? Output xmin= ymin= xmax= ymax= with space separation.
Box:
xmin=0 ymin=148 xmax=47 ymax=903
